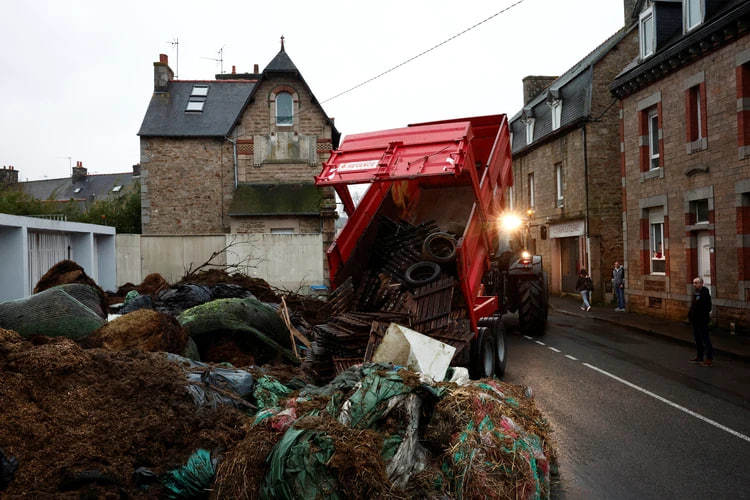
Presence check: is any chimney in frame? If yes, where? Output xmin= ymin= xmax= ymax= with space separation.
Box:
xmin=623 ymin=0 xmax=639 ymax=26
xmin=72 ymin=160 xmax=87 ymax=182
xmin=522 ymin=76 xmax=558 ymax=105
xmin=232 ymin=65 xmax=236 ymax=74
xmin=0 ymin=165 xmax=19 ymax=187
xmin=154 ymin=53 xmax=174 ymax=92
xmin=254 ymin=63 xmax=259 ymax=74
xmin=132 ymin=163 xmax=141 ymax=177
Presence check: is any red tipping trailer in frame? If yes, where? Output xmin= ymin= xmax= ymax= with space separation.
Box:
xmin=315 ymin=114 xmax=514 ymax=377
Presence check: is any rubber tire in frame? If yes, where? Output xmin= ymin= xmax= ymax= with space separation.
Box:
xmin=422 ymin=232 xmax=457 ymax=263
xmin=518 ymin=277 xmax=548 ymax=338
xmin=479 ymin=316 xmax=507 ymax=378
xmin=470 ymin=326 xmax=496 ymax=380
xmin=404 ymin=261 xmax=441 ymax=287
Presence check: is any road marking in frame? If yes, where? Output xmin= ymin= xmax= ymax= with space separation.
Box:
xmin=535 ymin=340 xmax=546 ymax=346
xmin=565 ymin=354 xmax=578 ymax=361
xmin=523 ymin=335 xmax=533 ymax=340
xmin=548 ymin=347 xmax=561 ymax=353
xmin=583 ymin=362 xmax=750 ymax=444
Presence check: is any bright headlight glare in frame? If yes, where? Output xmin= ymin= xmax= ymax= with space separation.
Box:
xmin=500 ymin=214 xmax=523 ymax=232
xmin=521 ymin=251 xmax=531 ymax=260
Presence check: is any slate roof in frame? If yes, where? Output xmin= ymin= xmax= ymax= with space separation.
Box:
xmin=228 ymin=183 xmax=323 ymax=216
xmin=138 ymin=81 xmax=255 ymax=137
xmin=138 ymin=45 xmax=340 ymax=146
xmin=19 ymin=172 xmax=139 ymax=203
xmin=510 ymin=25 xmax=635 ymax=155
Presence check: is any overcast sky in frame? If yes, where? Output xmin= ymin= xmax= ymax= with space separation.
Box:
xmin=0 ymin=0 xmax=626 ymax=181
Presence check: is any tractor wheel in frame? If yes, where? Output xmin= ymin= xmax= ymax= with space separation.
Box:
xmin=479 ymin=316 xmax=507 ymax=378
xmin=470 ymin=326 xmax=495 ymax=379
xmin=518 ymin=277 xmax=548 ymax=338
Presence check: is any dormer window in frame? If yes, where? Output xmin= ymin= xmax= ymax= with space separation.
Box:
xmin=684 ymin=0 xmax=703 ymax=32
xmin=639 ymin=7 xmax=655 ymax=59
xmin=186 ymin=85 xmax=208 ymax=112
xmin=549 ymin=99 xmax=562 ymax=130
xmin=276 ymin=92 xmax=293 ymax=126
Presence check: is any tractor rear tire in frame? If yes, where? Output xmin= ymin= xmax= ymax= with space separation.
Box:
xmin=479 ymin=316 xmax=507 ymax=378
xmin=470 ymin=326 xmax=495 ymax=379
xmin=518 ymin=278 xmax=548 ymax=338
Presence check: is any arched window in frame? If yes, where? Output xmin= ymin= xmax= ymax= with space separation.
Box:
xmin=276 ymin=92 xmax=293 ymax=125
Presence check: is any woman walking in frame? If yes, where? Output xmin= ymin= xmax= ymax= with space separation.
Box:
xmin=576 ymin=269 xmax=593 ymax=311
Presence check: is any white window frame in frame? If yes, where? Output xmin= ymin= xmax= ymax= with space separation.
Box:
xmin=684 ymin=0 xmax=704 ymax=33
xmin=648 ymin=109 xmax=660 ymax=170
xmin=555 ymin=163 xmax=563 ymax=206
xmin=528 ymin=173 xmax=535 ymax=208
xmin=525 ymin=119 xmax=535 ymax=145
xmin=549 ymin=100 xmax=562 ymax=130
xmin=275 ymin=92 xmax=294 ymax=126
xmin=695 ymin=86 xmax=703 ymax=140
xmin=639 ymin=7 xmax=656 ymax=59
xmin=692 ymin=199 xmax=709 ymax=224
xmin=186 ymin=85 xmax=208 ymax=112
xmin=649 ymin=207 xmax=666 ymax=274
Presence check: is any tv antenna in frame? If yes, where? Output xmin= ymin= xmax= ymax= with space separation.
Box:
xmin=168 ymin=37 xmax=179 ymax=78
xmin=202 ymin=46 xmax=225 ymax=74
xmin=57 ymin=156 xmax=72 ymax=175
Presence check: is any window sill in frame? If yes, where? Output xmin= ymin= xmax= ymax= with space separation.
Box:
xmin=649 ymin=272 xmax=666 ymax=277
xmin=740 ymin=146 xmax=750 ymax=161
xmin=686 ymin=137 xmax=707 ymax=155
xmin=686 ymin=223 xmax=713 ymax=232
xmin=640 ymin=167 xmax=663 ymax=182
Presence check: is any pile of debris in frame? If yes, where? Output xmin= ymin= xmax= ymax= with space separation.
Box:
xmin=0 ymin=258 xmax=558 ymax=497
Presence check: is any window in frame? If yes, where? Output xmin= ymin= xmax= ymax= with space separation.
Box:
xmin=73 ymin=188 xmax=81 ymax=194
xmin=691 ymin=199 xmax=709 ymax=224
xmin=186 ymin=85 xmax=208 ymax=112
xmin=649 ymin=207 xmax=666 ymax=273
xmin=525 ymin=119 xmax=535 ymax=145
xmin=271 ymin=228 xmax=294 ymax=234
xmin=555 ymin=163 xmax=563 ymax=207
xmin=686 ymin=85 xmax=704 ymax=143
xmin=276 ymin=92 xmax=293 ymax=126
xmin=738 ymin=62 xmax=750 ymax=157
xmin=648 ymin=109 xmax=660 ymax=170
xmin=549 ymin=100 xmax=562 ymax=130
xmin=684 ymin=0 xmax=703 ymax=32
xmin=528 ymin=173 xmax=535 ymax=208
xmin=112 ymin=185 xmax=122 ymax=193
xmin=639 ymin=8 xmax=655 ymax=59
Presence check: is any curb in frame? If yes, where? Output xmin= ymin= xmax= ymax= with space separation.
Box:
xmin=551 ymin=306 xmax=750 ymax=363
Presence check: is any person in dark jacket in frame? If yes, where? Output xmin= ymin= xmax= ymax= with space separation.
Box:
xmin=688 ymin=277 xmax=713 ymax=366
xmin=575 ymin=269 xmax=593 ymax=312
xmin=613 ymin=261 xmax=625 ymax=311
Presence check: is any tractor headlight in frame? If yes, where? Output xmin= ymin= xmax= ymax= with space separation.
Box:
xmin=521 ymin=251 xmax=531 ymax=260
xmin=500 ymin=213 xmax=523 ymax=232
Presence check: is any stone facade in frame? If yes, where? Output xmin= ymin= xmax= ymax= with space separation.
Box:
xmin=139 ymin=48 xmax=338 ymax=285
xmin=512 ymin=28 xmax=639 ymax=299
xmin=618 ymin=33 xmax=750 ymax=327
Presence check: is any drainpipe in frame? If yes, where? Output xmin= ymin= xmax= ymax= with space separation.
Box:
xmin=582 ymin=123 xmax=592 ymax=287
xmin=225 ymin=136 xmax=238 ymax=189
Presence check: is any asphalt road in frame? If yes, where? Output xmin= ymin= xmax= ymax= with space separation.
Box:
xmin=501 ymin=310 xmax=750 ymax=499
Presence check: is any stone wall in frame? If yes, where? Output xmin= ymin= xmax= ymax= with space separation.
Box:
xmin=621 ymin=34 xmax=750 ymax=326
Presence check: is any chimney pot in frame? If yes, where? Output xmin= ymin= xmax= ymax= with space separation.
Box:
xmin=254 ymin=63 xmax=259 ymax=74
xmin=232 ymin=65 xmax=236 ymax=74
xmin=154 ymin=53 xmax=174 ymax=92
xmin=159 ymin=53 xmax=168 ymax=64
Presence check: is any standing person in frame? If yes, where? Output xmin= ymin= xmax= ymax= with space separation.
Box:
xmin=576 ymin=269 xmax=593 ymax=312
xmin=688 ymin=277 xmax=713 ymax=366
xmin=613 ymin=261 xmax=625 ymax=312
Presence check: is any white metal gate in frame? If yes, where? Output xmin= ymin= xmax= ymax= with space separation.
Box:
xmin=27 ymin=231 xmax=71 ymax=292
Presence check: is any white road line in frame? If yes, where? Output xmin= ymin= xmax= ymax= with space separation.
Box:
xmin=535 ymin=340 xmax=546 ymax=346
xmin=583 ymin=362 xmax=750 ymax=443
xmin=565 ymin=354 xmax=578 ymax=361
xmin=548 ymin=347 xmax=561 ymax=353
xmin=523 ymin=335 xmax=533 ymax=340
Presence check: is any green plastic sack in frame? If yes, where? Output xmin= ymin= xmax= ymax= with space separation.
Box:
xmin=162 ymin=449 xmax=215 ymax=499
xmin=262 ymin=428 xmax=340 ymax=500
xmin=178 ymin=298 xmax=298 ymax=364
xmin=254 ymin=376 xmax=292 ymax=411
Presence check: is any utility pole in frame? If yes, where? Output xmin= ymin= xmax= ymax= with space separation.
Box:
xmin=202 ymin=46 xmax=225 ymax=74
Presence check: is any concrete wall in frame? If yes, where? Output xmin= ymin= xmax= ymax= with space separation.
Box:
xmin=0 ymin=213 xmax=115 ymax=301
xmin=116 ymin=233 xmax=325 ymax=292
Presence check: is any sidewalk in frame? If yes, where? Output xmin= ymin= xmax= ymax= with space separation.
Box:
xmin=549 ymin=295 xmax=750 ymax=362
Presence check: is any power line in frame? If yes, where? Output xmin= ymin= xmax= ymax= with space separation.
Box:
xmin=321 ymin=0 xmax=528 ymax=104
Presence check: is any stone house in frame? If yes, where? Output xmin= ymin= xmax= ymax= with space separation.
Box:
xmin=507 ymin=2 xmax=640 ymax=300
xmin=137 ymin=41 xmax=340 ymax=280
xmin=611 ymin=0 xmax=750 ymax=327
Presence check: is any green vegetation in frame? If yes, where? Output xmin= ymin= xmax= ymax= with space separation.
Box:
xmin=0 ymin=183 xmax=141 ymax=234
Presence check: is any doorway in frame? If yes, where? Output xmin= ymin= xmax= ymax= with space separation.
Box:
xmin=697 ymin=231 xmax=711 ymax=286
xmin=560 ymin=236 xmax=580 ymax=292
